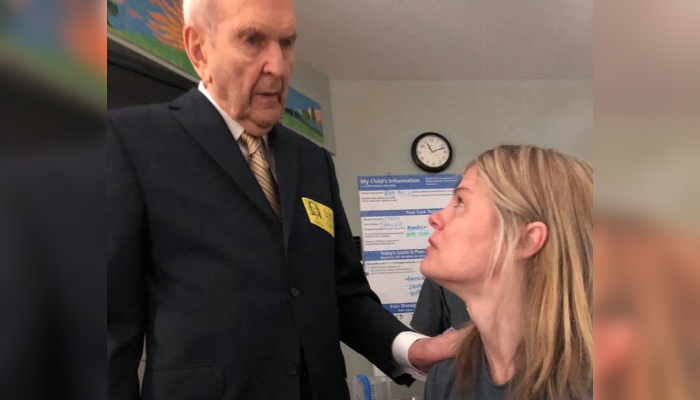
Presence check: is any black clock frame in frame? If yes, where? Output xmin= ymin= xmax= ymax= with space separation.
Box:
xmin=411 ymin=132 xmax=453 ymax=173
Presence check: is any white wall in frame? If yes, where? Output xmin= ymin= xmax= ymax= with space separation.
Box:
xmin=330 ymin=79 xmax=592 ymax=398
xmin=330 ymin=80 xmax=592 ymax=236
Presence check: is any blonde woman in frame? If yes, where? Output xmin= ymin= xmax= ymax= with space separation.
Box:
xmin=421 ymin=145 xmax=592 ymax=400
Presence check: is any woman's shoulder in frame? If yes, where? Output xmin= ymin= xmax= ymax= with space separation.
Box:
xmin=429 ymin=358 xmax=457 ymax=377
xmin=425 ymin=359 xmax=458 ymax=400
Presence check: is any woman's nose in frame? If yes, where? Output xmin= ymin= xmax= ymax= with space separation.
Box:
xmin=428 ymin=210 xmax=445 ymax=230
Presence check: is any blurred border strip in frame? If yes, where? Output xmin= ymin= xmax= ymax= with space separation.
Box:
xmin=0 ymin=36 xmax=106 ymax=112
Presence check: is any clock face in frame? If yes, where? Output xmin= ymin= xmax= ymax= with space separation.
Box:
xmin=412 ymin=133 xmax=452 ymax=172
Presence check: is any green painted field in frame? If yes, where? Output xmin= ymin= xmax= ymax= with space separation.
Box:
xmin=109 ymin=27 xmax=197 ymax=77
xmin=281 ymin=112 xmax=324 ymax=143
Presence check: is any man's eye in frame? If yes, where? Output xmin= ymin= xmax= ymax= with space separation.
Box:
xmin=246 ymin=35 xmax=262 ymax=46
xmin=280 ymin=39 xmax=295 ymax=49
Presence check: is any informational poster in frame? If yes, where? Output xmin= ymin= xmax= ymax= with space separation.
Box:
xmin=357 ymin=174 xmax=461 ymax=329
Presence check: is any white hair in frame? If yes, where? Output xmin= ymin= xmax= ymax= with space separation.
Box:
xmin=182 ymin=0 xmax=203 ymax=27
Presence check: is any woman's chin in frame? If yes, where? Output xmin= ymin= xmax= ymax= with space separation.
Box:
xmin=420 ymin=260 xmax=459 ymax=288
xmin=419 ymin=261 xmax=432 ymax=278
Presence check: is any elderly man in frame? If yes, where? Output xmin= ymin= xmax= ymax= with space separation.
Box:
xmin=107 ymin=0 xmax=457 ymax=399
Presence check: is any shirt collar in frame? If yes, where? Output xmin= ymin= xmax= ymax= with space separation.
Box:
xmin=198 ymin=82 xmax=269 ymax=146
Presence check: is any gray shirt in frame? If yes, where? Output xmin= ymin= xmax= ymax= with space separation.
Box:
xmin=425 ymin=357 xmax=586 ymax=400
xmin=424 ymin=357 xmax=507 ymax=400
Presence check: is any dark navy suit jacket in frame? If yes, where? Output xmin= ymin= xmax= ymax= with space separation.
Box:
xmin=107 ymin=89 xmax=412 ymax=400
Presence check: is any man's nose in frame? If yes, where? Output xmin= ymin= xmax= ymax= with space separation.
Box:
xmin=262 ymin=42 xmax=289 ymax=78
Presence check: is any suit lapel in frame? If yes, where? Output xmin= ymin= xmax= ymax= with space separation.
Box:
xmin=269 ymin=125 xmax=298 ymax=255
xmin=168 ymin=89 xmax=278 ymax=223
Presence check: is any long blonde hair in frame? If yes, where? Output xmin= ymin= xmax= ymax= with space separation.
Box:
xmin=455 ymin=145 xmax=593 ymax=400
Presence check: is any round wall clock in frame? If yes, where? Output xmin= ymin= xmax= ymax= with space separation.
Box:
xmin=411 ymin=132 xmax=453 ymax=173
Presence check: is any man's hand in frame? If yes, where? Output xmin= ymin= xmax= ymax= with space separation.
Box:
xmin=407 ymin=329 xmax=464 ymax=373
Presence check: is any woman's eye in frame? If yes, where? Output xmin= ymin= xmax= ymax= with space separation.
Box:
xmin=454 ymin=197 xmax=465 ymax=208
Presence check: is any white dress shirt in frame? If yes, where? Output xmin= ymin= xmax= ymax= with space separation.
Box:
xmin=198 ymin=82 xmax=277 ymax=180
xmin=198 ymin=81 xmax=427 ymax=380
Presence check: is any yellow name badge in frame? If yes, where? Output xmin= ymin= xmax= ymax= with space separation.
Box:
xmin=301 ymin=197 xmax=334 ymax=237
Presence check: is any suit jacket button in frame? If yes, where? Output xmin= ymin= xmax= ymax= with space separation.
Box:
xmin=286 ymin=362 xmax=299 ymax=376
xmin=290 ymin=286 xmax=301 ymax=298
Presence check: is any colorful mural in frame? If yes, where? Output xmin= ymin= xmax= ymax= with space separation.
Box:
xmin=107 ymin=0 xmax=195 ymax=75
xmin=282 ymin=87 xmax=324 ymax=143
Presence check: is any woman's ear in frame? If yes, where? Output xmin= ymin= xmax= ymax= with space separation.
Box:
xmin=517 ymin=221 xmax=548 ymax=259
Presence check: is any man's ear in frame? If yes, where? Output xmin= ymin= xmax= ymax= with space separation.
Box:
xmin=183 ymin=25 xmax=211 ymax=84
xmin=517 ymin=221 xmax=548 ymax=259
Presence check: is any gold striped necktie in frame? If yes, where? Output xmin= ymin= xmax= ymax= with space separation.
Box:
xmin=240 ymin=132 xmax=281 ymax=217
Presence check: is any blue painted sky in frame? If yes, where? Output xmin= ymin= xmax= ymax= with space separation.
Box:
xmin=286 ymin=87 xmax=323 ymax=132
xmin=109 ymin=0 xmax=159 ymax=39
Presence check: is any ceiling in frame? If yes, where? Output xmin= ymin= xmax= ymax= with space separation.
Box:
xmin=294 ymin=0 xmax=592 ymax=80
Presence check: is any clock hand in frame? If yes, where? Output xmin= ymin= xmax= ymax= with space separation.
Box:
xmin=432 ymin=147 xmax=445 ymax=152
xmin=426 ymin=143 xmax=434 ymax=152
